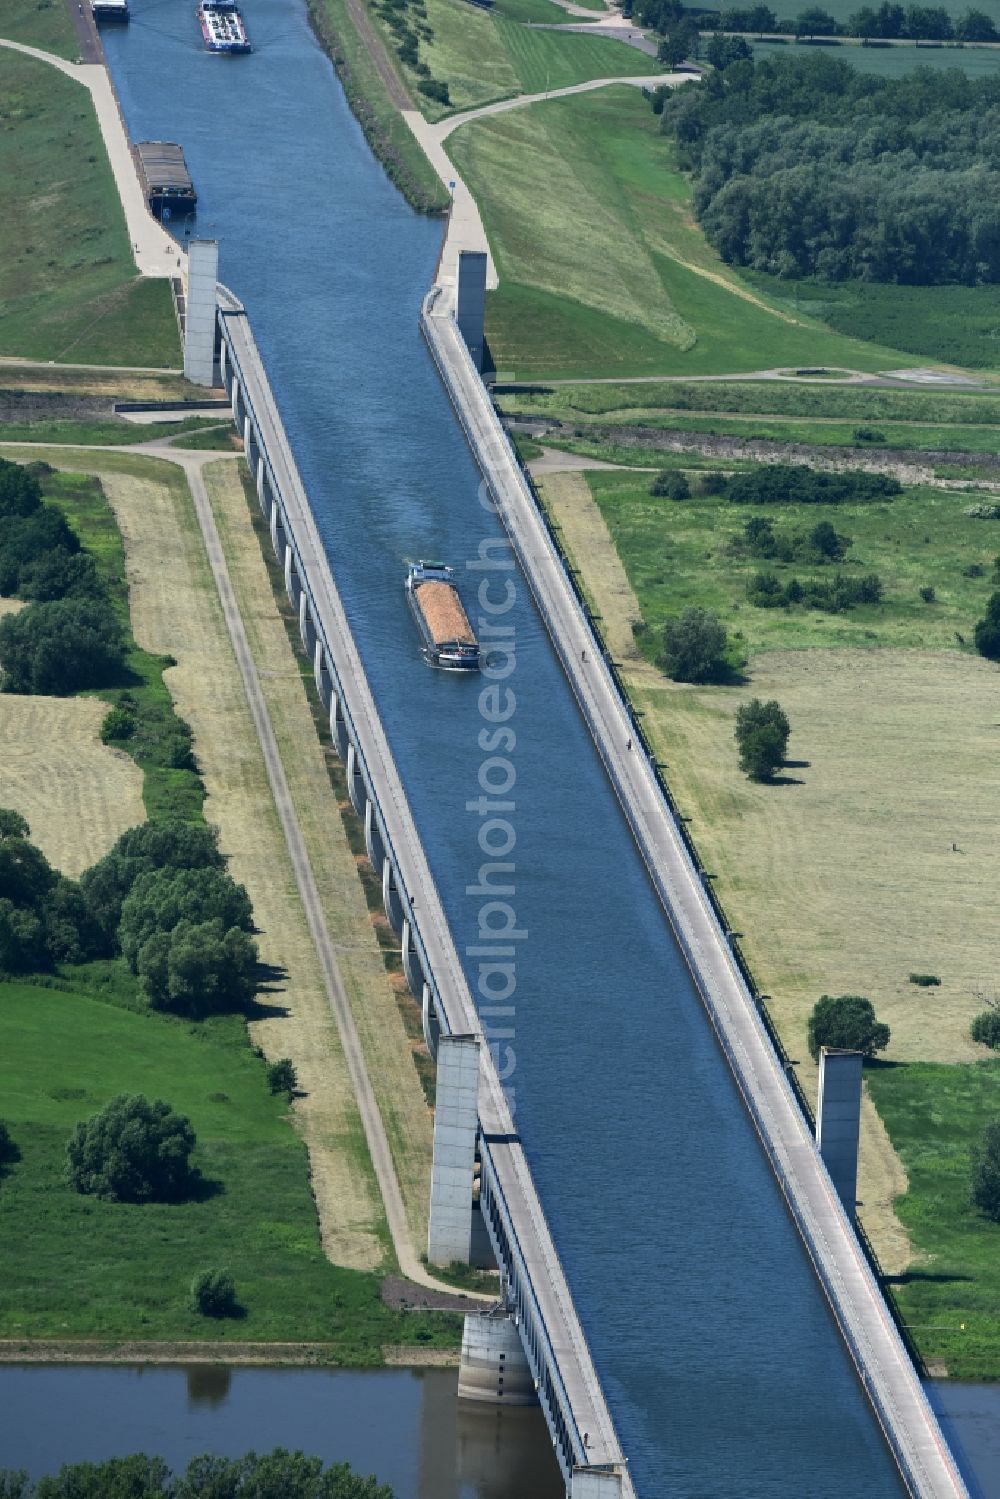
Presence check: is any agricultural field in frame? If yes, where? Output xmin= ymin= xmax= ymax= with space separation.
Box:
xmin=0 ymin=50 xmax=178 ymax=366
xmin=752 ymin=39 xmax=1000 ymax=78
xmin=449 ymin=87 xmax=916 ymax=378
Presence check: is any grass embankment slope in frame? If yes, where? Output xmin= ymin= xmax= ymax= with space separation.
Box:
xmin=537 ymin=457 xmax=1000 ymax=1355
xmin=448 ymin=87 xmax=916 ymax=378
xmin=0 ymin=0 xmax=77 ymax=58
xmin=0 ymin=48 xmax=177 ymax=366
xmin=0 ymin=451 xmax=452 ymax=1351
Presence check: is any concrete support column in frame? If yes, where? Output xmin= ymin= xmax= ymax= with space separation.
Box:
xmin=345 ymin=741 xmax=367 ymax=817
xmin=364 ymin=799 xmax=385 ymax=873
xmin=183 ymin=239 xmax=219 ymax=386
xmin=255 ymin=453 xmax=268 ymax=516
xmin=571 ymin=1471 xmax=623 ymax=1498
xmin=243 ymin=413 xmax=254 ymax=463
xmin=269 ymin=499 xmax=281 ymax=556
xmin=456 ymin=250 xmax=488 ymax=374
xmin=428 ymin=1035 xmax=480 ymax=1265
xmin=231 ymin=376 xmax=243 ymax=428
xmin=458 ymin=1312 xmax=536 ymax=1405
xmin=381 ymin=858 xmax=404 ymax=935
xmin=218 ymin=334 xmax=228 ymax=388
xmin=421 ymin=982 xmax=439 ymax=1060
xmin=299 ymin=588 xmax=312 ymax=651
xmin=284 ymin=544 xmax=298 ymax=607
xmin=401 ymin=919 xmax=424 ymax=996
xmin=816 ymin=1048 xmax=863 ymax=1219
xmin=329 ymin=693 xmax=348 ymax=762
xmin=313 ymin=637 xmax=328 ymax=705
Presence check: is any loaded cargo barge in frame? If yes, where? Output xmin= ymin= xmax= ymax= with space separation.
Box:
xmin=91 ymin=0 xmax=129 ymax=21
xmin=133 ymin=141 xmax=197 ymax=221
xmin=197 ymin=0 xmax=252 ymax=53
xmin=405 ymin=562 xmax=479 ymax=671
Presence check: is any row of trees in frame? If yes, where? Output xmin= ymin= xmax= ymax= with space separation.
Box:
xmin=705 ymin=3 xmax=999 ymax=41
xmin=0 ymin=460 xmax=126 ymax=696
xmin=0 ymin=1452 xmax=393 ymax=1498
xmin=659 ymin=53 xmax=1000 ymax=285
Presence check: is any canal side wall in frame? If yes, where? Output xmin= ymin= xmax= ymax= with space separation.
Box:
xmin=418 ymin=285 xmax=968 ymax=1499
xmin=212 ymin=285 xmax=634 ymax=1499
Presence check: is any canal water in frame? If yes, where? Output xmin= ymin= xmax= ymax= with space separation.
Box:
xmin=88 ymin=4 xmax=952 ymax=1493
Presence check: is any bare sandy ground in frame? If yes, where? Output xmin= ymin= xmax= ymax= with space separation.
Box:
xmin=0 ymin=693 xmax=143 ymax=875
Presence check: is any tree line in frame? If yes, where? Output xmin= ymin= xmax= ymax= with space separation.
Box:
xmin=0 ymin=1452 xmax=392 ymax=1498
xmin=627 ymin=0 xmax=998 ymax=43
xmin=656 ymin=52 xmax=1000 ymax=284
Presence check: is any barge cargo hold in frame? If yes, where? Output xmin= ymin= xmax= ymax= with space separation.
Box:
xmin=91 ymin=0 xmax=130 ymax=20
xmin=134 ymin=141 xmax=196 ymax=221
xmin=197 ymin=0 xmax=252 ymax=53
xmin=405 ymin=562 xmax=479 ymax=671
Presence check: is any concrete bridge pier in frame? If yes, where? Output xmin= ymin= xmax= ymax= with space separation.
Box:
xmin=183 ymin=239 xmax=220 ymax=386
xmin=255 ymin=454 xmax=269 ymax=518
xmin=382 ymin=857 xmax=405 ymax=934
xmin=313 ymin=637 xmax=328 ymax=705
xmin=428 ymin=1034 xmax=480 ymax=1265
xmin=243 ymin=413 xmax=255 ymax=466
xmin=284 ymin=546 xmax=300 ymax=611
xmin=401 ymin=918 xmax=424 ymax=996
xmin=364 ymin=798 xmax=385 ymax=872
xmin=329 ymin=692 xmax=349 ymax=762
xmin=458 ymin=1308 xmax=536 ymax=1405
xmin=345 ymin=741 xmax=366 ymax=816
xmin=421 ymin=981 xmax=440 ymax=1060
xmin=571 ymin=1470 xmax=623 ymax=1498
xmin=299 ymin=590 xmax=313 ymax=654
xmin=270 ymin=501 xmax=284 ymax=564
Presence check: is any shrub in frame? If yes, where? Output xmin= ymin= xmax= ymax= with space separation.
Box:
xmin=190 ymin=1268 xmax=238 ymax=1318
xmin=650 ymin=470 xmax=690 ymax=500
xmin=0 ymin=1119 xmax=18 ymax=1167
xmin=974 ymin=591 xmax=1000 ymax=661
xmin=971 ymin=1119 xmax=1000 ymax=1222
xmin=909 ymin=972 xmax=940 ymax=987
xmin=66 ymin=1094 xmax=196 ymax=1203
xmin=0 ymin=597 xmax=125 ymax=695
xmin=964 ymin=504 xmax=1000 ymax=520
xmin=919 ymin=585 xmax=936 ymax=604
xmin=970 ymin=1010 xmax=1000 ymax=1049
xmin=735 ymin=697 xmax=790 ymax=780
xmin=699 ymin=471 xmax=728 ymax=495
xmin=661 ymin=607 xmax=733 ymax=683
xmin=726 ymin=464 xmax=900 ymax=506
xmin=267 ymin=1058 xmax=298 ymax=1097
xmin=101 ymin=703 xmax=137 ymax=743
xmin=852 ymin=426 xmax=886 ymax=442
xmin=417 ymin=77 xmax=449 ymax=103
xmin=136 ymin=919 xmax=258 ymax=1018
xmin=0 ymin=457 xmax=42 ymax=520
xmin=807 ymin=993 xmax=890 ymax=1059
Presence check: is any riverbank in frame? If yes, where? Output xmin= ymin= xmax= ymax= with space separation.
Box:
xmin=0 ymin=1340 xmax=458 ymax=1366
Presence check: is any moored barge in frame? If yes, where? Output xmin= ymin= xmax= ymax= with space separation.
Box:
xmin=405 ymin=562 xmax=479 ymax=671
xmin=91 ymin=0 xmax=130 ymax=21
xmin=133 ymin=141 xmax=197 ymax=221
xmin=197 ymin=0 xmax=252 ymax=53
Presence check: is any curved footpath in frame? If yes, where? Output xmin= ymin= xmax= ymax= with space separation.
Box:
xmin=420 ymin=287 xmax=969 ymax=1499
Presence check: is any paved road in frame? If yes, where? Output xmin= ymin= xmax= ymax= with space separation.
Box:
xmin=422 ymin=290 xmax=970 ymax=1499
xmin=404 ymin=73 xmax=686 ymax=290
xmin=0 ymin=38 xmax=181 ymax=279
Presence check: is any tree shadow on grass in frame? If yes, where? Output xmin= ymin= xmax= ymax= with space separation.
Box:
xmin=765 ymin=772 xmax=806 ymax=787
xmin=0 ymin=1138 xmax=21 ymax=1182
xmin=182 ymin=1171 xmax=225 ymax=1205
xmin=783 ymin=759 xmax=812 ymax=769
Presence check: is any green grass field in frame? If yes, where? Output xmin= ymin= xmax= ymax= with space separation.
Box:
xmin=587 ymin=466 xmax=1000 ymax=654
xmin=0 ymin=976 xmax=454 ymax=1352
xmin=0 ymin=418 xmax=233 ymax=448
xmin=493 ymin=18 xmax=652 ymax=91
xmin=0 ymin=51 xmax=179 ymax=366
xmin=449 ymin=87 xmax=917 ymax=378
xmin=0 ymin=0 xmax=79 ymax=58
xmin=867 ymin=1059 xmax=1000 ymax=1378
xmin=752 ymin=39 xmax=1000 ymax=77
xmin=545 ymin=410 xmax=1000 ymax=454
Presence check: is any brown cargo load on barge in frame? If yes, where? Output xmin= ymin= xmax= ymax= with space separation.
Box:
xmin=415 ymin=580 xmax=476 ymax=647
